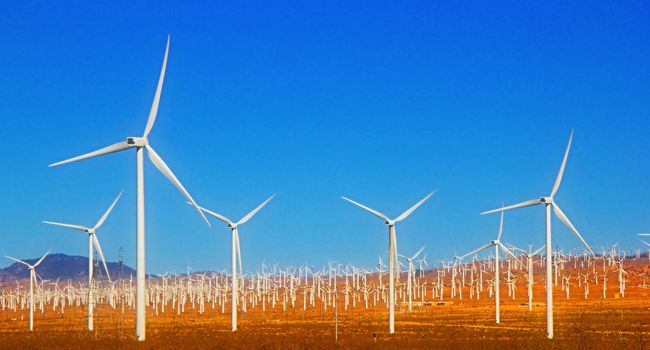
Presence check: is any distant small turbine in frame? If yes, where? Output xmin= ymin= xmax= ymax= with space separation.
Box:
xmin=461 ymin=211 xmax=522 ymax=324
xmin=398 ymin=245 xmax=425 ymax=312
xmin=5 ymin=250 xmax=50 ymax=331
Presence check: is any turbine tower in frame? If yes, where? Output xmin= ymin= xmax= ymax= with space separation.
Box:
xmin=195 ymin=194 xmax=275 ymax=332
xmin=5 ymin=250 xmax=50 ymax=331
xmin=43 ymin=191 xmax=121 ymax=331
xmin=341 ymin=190 xmax=435 ymax=334
xmin=48 ymin=36 xmax=209 ymax=341
xmin=481 ymin=131 xmax=593 ymax=339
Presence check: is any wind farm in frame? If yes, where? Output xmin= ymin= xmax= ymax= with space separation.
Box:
xmin=1 ymin=2 xmax=649 ymax=349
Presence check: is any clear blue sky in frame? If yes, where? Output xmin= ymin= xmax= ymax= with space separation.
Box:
xmin=0 ymin=1 xmax=648 ymax=274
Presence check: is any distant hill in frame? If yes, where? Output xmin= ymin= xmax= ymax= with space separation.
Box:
xmin=0 ymin=253 xmax=136 ymax=283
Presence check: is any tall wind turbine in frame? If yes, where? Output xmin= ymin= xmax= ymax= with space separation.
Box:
xmin=5 ymin=250 xmax=50 ymax=331
xmin=42 ymin=191 xmax=121 ymax=331
xmin=481 ymin=131 xmax=593 ymax=339
xmin=460 ymin=211 xmax=522 ymax=324
xmin=48 ymin=36 xmax=209 ymax=341
xmin=195 ymin=194 xmax=275 ymax=332
xmin=341 ymin=190 xmax=435 ymax=334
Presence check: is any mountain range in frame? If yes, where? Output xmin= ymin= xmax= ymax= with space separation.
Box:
xmin=0 ymin=253 xmax=135 ymax=284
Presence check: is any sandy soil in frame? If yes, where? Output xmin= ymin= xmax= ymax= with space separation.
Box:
xmin=0 ymin=281 xmax=648 ymax=349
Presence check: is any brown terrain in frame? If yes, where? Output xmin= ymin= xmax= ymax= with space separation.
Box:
xmin=0 ymin=259 xmax=648 ymax=349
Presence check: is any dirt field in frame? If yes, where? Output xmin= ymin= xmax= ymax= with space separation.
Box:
xmin=0 ymin=282 xmax=648 ymax=350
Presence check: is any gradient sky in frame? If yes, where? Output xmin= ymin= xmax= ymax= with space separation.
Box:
xmin=0 ymin=1 xmax=648 ymax=274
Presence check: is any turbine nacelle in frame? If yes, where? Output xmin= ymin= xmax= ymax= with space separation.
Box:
xmin=127 ymin=137 xmax=147 ymax=147
xmin=540 ymin=196 xmax=553 ymax=204
xmin=385 ymin=220 xmax=396 ymax=226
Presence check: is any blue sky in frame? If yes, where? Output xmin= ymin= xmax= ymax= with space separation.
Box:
xmin=0 ymin=1 xmax=648 ymax=274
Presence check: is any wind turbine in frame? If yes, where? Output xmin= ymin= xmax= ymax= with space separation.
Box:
xmin=460 ymin=211 xmax=522 ymax=323
xmin=42 ymin=191 xmax=121 ymax=331
xmin=5 ymin=250 xmax=50 ymax=331
xmin=195 ymin=194 xmax=275 ymax=332
xmin=341 ymin=190 xmax=435 ymax=334
xmin=511 ymin=244 xmax=545 ymax=311
xmin=398 ymin=245 xmax=425 ymax=312
xmin=481 ymin=130 xmax=593 ymax=339
xmin=48 ymin=36 xmax=209 ymax=341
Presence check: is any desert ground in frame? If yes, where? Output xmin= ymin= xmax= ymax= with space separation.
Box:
xmin=1 ymin=267 xmax=648 ymax=350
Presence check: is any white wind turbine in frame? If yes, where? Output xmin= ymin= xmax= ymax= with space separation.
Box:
xmin=195 ymin=194 xmax=275 ymax=332
xmin=398 ymin=245 xmax=425 ymax=312
xmin=511 ymin=244 xmax=545 ymax=311
xmin=42 ymin=191 xmax=121 ymax=331
xmin=341 ymin=190 xmax=435 ymax=334
xmin=5 ymin=250 xmax=50 ymax=331
xmin=48 ymin=36 xmax=209 ymax=341
xmin=460 ymin=211 xmax=522 ymax=324
xmin=481 ymin=130 xmax=594 ymax=339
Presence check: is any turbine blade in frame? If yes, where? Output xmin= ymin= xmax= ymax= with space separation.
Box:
xmin=192 ymin=203 xmax=232 ymax=225
xmin=143 ymin=35 xmax=170 ymax=138
xmin=461 ymin=242 xmax=494 ymax=259
xmin=49 ymin=141 xmax=132 ymax=167
xmin=481 ymin=198 xmax=543 ymax=215
xmin=411 ymin=246 xmax=426 ymax=260
xmin=237 ymin=194 xmax=276 ymax=226
xmin=144 ymin=144 xmax=210 ymax=227
xmin=637 ymin=233 xmax=650 ymax=236
xmin=4 ymin=256 xmax=30 ymax=268
xmin=92 ymin=235 xmax=111 ymax=282
xmin=395 ymin=190 xmax=436 ymax=222
xmin=532 ymin=245 xmax=546 ymax=256
xmin=94 ymin=191 xmax=123 ymax=230
xmin=34 ymin=249 xmax=51 ymax=267
xmin=498 ymin=242 xmax=523 ymax=266
xmin=42 ymin=221 xmax=88 ymax=232
xmin=550 ymin=130 xmax=573 ymax=197
xmin=497 ymin=211 xmax=504 ymax=241
xmin=341 ymin=196 xmax=389 ymax=222
xmin=552 ymin=203 xmax=594 ymax=256
xmin=509 ymin=244 xmax=526 ymax=254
